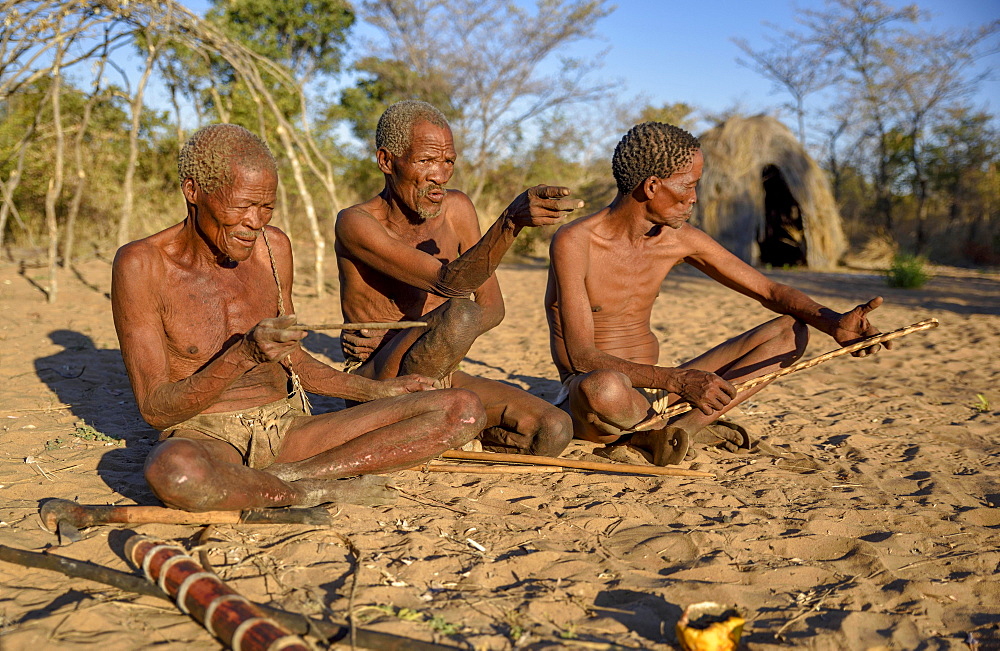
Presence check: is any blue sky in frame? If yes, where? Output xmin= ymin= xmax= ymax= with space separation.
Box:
xmin=567 ymin=0 xmax=998 ymax=120
xmin=171 ymin=0 xmax=998 ymax=131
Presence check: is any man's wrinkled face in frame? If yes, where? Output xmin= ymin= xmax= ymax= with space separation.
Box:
xmin=192 ymin=164 xmax=277 ymax=263
xmin=649 ymin=149 xmax=703 ymax=229
xmin=387 ymin=120 xmax=456 ymax=221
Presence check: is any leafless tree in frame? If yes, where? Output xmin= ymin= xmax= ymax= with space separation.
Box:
xmin=733 ymin=32 xmax=836 ymax=146
xmin=358 ymin=0 xmax=616 ymax=207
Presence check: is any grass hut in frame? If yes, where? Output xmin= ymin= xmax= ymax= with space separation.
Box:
xmin=693 ymin=115 xmax=846 ymax=270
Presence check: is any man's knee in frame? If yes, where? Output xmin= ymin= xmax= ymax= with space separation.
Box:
xmin=144 ymin=439 xmax=217 ymax=510
xmin=435 ymin=388 xmax=487 ymax=446
xmin=436 ymin=297 xmax=486 ymax=342
xmin=577 ymin=369 xmax=636 ymax=412
xmin=524 ymin=407 xmax=573 ymax=456
xmin=771 ymin=315 xmax=809 ymax=358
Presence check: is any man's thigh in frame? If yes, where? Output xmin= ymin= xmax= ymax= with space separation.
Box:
xmin=274 ymin=390 xmax=461 ymax=463
xmin=677 ymin=316 xmax=790 ymax=375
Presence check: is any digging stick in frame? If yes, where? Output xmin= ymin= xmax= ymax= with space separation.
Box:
xmin=288 ymin=320 xmax=427 ymax=331
xmin=441 ymin=450 xmax=715 ymax=477
xmin=0 ymin=542 xmax=460 ymax=651
xmin=632 ymin=318 xmax=939 ymax=432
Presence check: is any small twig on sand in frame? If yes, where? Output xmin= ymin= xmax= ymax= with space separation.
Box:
xmin=3 ymin=404 xmax=72 ymax=413
xmin=394 ymin=487 xmax=469 ymax=515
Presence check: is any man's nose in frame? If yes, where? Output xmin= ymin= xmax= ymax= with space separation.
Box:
xmin=245 ymin=207 xmax=269 ymax=230
xmin=427 ymin=161 xmax=452 ymax=185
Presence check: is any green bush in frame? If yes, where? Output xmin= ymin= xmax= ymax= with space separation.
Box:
xmin=886 ymin=254 xmax=931 ymax=289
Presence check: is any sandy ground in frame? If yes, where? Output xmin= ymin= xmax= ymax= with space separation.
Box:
xmin=0 ymin=256 xmax=998 ymax=650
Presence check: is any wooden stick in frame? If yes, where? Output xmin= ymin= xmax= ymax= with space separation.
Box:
xmin=633 ymin=317 xmax=939 ymax=432
xmin=289 ymin=320 xmax=427 ymax=331
xmin=39 ymin=499 xmax=332 ymax=532
xmin=441 ymin=450 xmax=715 ymax=478
xmin=407 ymin=463 xmax=562 ymax=474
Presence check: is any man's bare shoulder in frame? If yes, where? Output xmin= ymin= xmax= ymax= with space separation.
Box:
xmin=551 ymin=207 xmax=609 ymax=250
xmin=112 ymin=225 xmax=183 ymax=279
xmin=335 ymin=198 xmax=387 ymax=249
xmin=441 ymin=188 xmax=475 ymax=212
xmin=262 ymin=224 xmax=291 ymax=253
xmin=337 ymin=196 xmax=384 ymax=226
xmin=671 ymin=222 xmax=722 ymax=254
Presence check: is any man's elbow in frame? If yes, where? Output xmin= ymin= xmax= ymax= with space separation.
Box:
xmin=139 ymin=404 xmax=181 ymax=432
xmin=565 ymin=349 xmax=601 ymax=375
xmin=431 ymin=282 xmax=475 ymax=300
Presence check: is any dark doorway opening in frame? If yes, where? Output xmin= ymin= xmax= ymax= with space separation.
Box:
xmin=759 ymin=165 xmax=807 ymax=267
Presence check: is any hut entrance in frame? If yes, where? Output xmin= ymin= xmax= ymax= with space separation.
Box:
xmin=759 ymin=165 xmax=807 ymax=267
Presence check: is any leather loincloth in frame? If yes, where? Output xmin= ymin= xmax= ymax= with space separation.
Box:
xmin=160 ymin=392 xmax=311 ymax=469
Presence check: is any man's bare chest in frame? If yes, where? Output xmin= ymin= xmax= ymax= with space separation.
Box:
xmin=585 ymin=246 xmax=678 ymax=313
xmin=160 ymin=266 xmax=279 ymax=361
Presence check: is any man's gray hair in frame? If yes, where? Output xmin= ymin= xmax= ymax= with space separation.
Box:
xmin=177 ymin=124 xmax=276 ymax=194
xmin=612 ymin=122 xmax=700 ymax=195
xmin=375 ymin=100 xmax=450 ymax=156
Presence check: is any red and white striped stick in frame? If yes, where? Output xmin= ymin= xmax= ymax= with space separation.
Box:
xmin=126 ymin=535 xmax=308 ymax=651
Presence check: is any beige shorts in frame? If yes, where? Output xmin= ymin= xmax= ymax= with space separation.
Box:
xmin=554 ymin=374 xmax=672 ymax=414
xmin=160 ymin=393 xmax=311 ymax=469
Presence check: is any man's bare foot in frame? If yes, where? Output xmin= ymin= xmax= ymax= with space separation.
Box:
xmin=290 ymin=475 xmax=397 ymax=507
xmin=631 ymin=426 xmax=691 ymax=466
xmin=692 ymin=420 xmax=752 ymax=453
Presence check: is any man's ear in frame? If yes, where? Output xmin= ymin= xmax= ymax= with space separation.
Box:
xmin=182 ymin=178 xmax=198 ymax=204
xmin=376 ymin=148 xmax=394 ymax=175
xmin=636 ymin=176 xmax=659 ymax=201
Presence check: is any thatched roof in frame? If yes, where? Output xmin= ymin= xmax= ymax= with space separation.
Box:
xmin=692 ymin=115 xmax=846 ymax=270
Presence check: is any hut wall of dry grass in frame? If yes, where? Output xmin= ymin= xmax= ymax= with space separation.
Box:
xmin=693 ymin=115 xmax=846 ymax=270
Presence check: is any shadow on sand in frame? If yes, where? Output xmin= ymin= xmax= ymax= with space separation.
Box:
xmin=35 ymin=329 xmax=158 ymax=504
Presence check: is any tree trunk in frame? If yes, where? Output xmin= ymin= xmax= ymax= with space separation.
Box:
xmin=913 ymin=177 xmax=929 ymax=254
xmin=117 ymin=36 xmax=160 ymax=248
xmin=63 ymin=52 xmax=108 ymax=268
xmin=44 ymin=29 xmax=67 ymax=303
xmin=275 ymin=123 xmax=325 ymax=297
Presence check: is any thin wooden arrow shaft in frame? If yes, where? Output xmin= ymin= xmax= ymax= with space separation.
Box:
xmin=632 ymin=318 xmax=939 ymax=432
xmin=289 ymin=321 xmax=428 ymax=332
xmin=441 ymin=450 xmax=714 ymax=477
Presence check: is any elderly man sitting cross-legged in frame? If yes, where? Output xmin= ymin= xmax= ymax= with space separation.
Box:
xmin=545 ymin=121 xmax=889 ymax=465
xmin=112 ymin=124 xmax=487 ymax=511
xmin=335 ymin=100 xmax=580 ymax=457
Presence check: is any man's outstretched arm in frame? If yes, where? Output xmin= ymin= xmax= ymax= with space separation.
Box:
xmin=682 ymin=227 xmax=889 ymax=357
xmin=336 ymin=186 xmax=583 ymax=298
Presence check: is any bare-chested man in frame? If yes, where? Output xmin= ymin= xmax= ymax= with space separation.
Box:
xmin=335 ymin=100 xmax=578 ymax=457
xmin=546 ymin=122 xmax=889 ymax=465
xmin=112 ymin=124 xmax=486 ymax=512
